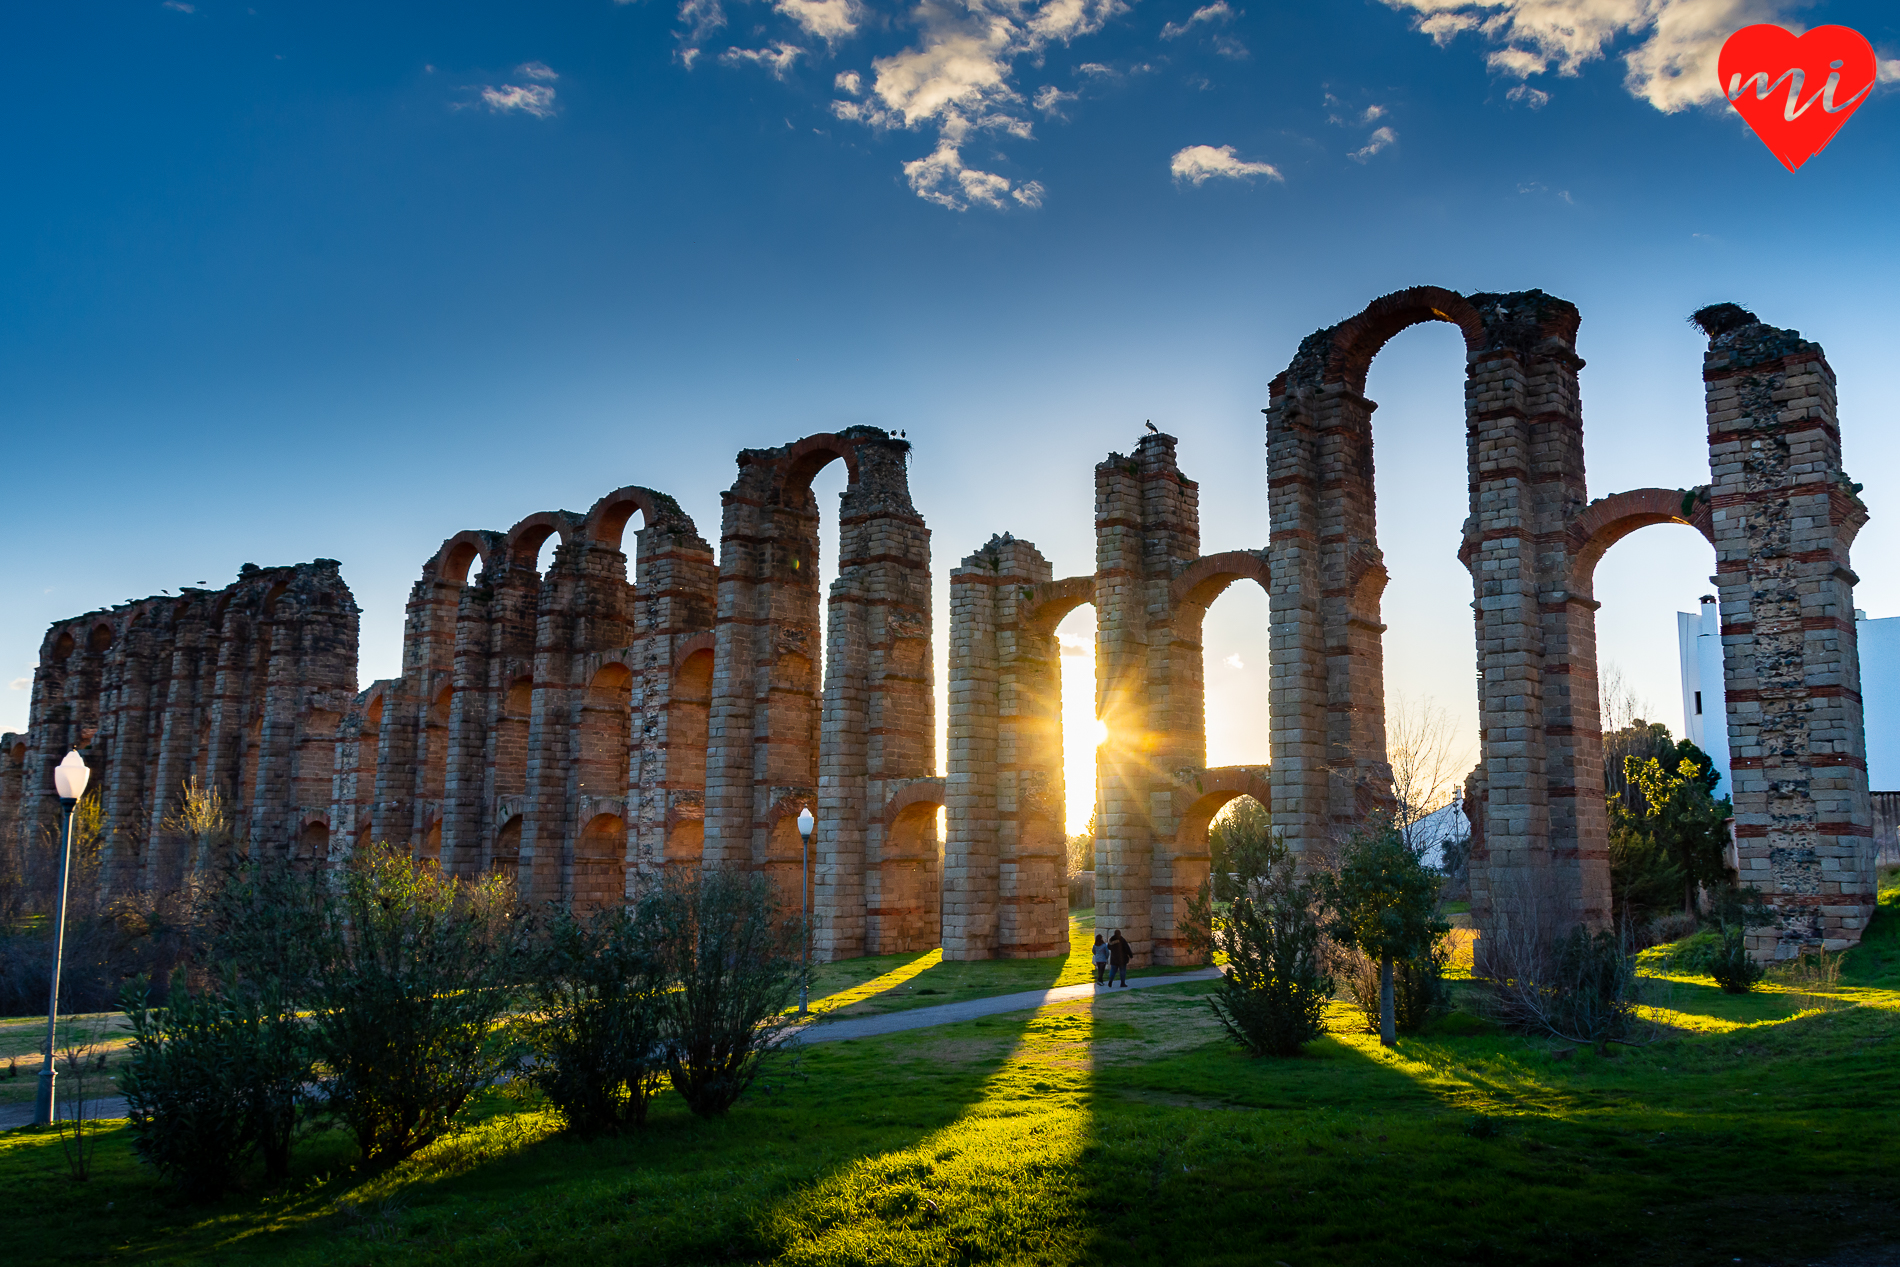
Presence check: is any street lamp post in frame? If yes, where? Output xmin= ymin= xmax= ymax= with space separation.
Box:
xmin=35 ymin=749 xmax=90 ymax=1128
xmin=796 ymin=807 xmax=814 ymax=1016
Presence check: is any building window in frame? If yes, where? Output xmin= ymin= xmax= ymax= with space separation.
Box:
xmin=1694 ymin=690 xmax=1702 ymax=716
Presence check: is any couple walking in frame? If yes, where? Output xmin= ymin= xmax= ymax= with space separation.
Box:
xmin=1091 ymin=929 xmax=1132 ymax=987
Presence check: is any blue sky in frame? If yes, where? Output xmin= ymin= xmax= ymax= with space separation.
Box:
xmin=4 ymin=0 xmax=1897 ymax=814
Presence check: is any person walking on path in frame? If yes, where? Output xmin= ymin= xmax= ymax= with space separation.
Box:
xmin=1107 ymin=930 xmax=1132 ymax=988
xmin=1091 ymin=933 xmax=1108 ymax=985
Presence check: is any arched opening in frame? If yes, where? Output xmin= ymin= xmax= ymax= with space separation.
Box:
xmin=575 ymin=812 xmax=626 ymax=911
xmin=1164 ymin=778 xmax=1271 ymax=963
xmin=535 ymin=534 xmax=559 ymax=578
xmin=1054 ymin=603 xmax=1100 ymax=841
xmin=355 ymin=693 xmax=384 ymax=804
xmin=577 ymin=662 xmax=632 ymax=805
xmin=295 ymin=708 xmax=340 ymax=814
xmin=88 ymin=623 xmax=114 ymax=654
xmin=667 ymin=646 xmax=714 ymax=866
xmin=52 ymin=630 xmax=74 ymax=661
xmin=494 ymin=676 xmax=533 ymax=804
xmin=1200 ymin=583 xmax=1271 ymax=770
xmin=423 ymin=682 xmax=453 ymax=805
xmin=493 ymin=816 xmax=522 ymax=883
xmin=875 ymin=782 xmax=946 ymax=953
xmin=1363 ymin=320 xmax=1481 ymax=829
xmin=295 ymin=821 xmax=329 ymax=871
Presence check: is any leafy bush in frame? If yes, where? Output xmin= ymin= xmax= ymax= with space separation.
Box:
xmin=1647 ymin=929 xmax=1722 ymax=975
xmin=1204 ymin=830 xmax=1333 ymax=1058
xmin=1491 ymin=925 xmax=1645 ymax=1052
xmin=310 ymin=850 xmax=527 ymax=1167
xmin=1710 ymin=929 xmax=1765 ymax=994
xmin=1321 ymin=819 xmax=1448 ymax=1046
xmin=645 ymin=867 xmax=802 ymax=1117
xmin=120 ymin=979 xmax=308 ymax=1199
xmin=526 ymin=904 xmax=670 ymax=1136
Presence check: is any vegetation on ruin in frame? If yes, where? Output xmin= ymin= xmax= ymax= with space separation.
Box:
xmin=3 ymin=870 xmax=1897 ymax=1266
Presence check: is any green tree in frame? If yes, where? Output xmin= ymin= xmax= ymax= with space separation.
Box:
xmin=1322 ymin=819 xmax=1448 ymax=1047
xmin=1623 ymin=747 xmax=1731 ymax=917
xmin=1202 ymin=825 xmax=1332 ymax=1057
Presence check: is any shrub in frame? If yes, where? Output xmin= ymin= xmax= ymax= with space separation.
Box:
xmin=645 ymin=867 xmax=802 ymax=1117
xmin=120 ymin=979 xmax=307 ymax=1199
xmin=1710 ymin=929 xmax=1766 ymax=994
xmin=1321 ymin=818 xmax=1448 ymax=1046
xmin=526 ymin=903 xmax=670 ymax=1136
xmin=1491 ymin=924 xmax=1645 ymax=1052
xmin=310 ymin=850 xmax=527 ymax=1167
xmin=1205 ymin=834 xmax=1332 ymax=1058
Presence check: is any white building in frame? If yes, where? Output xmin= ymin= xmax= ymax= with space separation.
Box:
xmin=1679 ymin=601 xmax=1900 ymax=796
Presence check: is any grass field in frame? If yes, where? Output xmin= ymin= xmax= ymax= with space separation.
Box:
xmin=4 ymin=879 xmax=1897 ymax=1266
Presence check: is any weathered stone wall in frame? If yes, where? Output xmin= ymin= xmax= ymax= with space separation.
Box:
xmin=4 ymin=562 xmax=358 ymax=888
xmin=5 ymin=297 xmax=1873 ymax=965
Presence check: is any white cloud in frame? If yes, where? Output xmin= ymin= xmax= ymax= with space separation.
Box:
xmin=517 ymin=61 xmax=559 ymax=82
xmin=776 ymin=0 xmax=862 ymax=43
xmin=1349 ymin=124 xmax=1397 ymax=161
xmin=8 ymin=677 xmax=27 ymax=691
xmin=1161 ymin=1 xmax=1232 ymax=40
xmin=1059 ymin=633 xmax=1088 ymax=656
xmin=1170 ymin=143 xmax=1281 ymax=185
xmin=836 ymin=69 xmax=864 ymax=94
xmin=674 ymin=0 xmax=729 ymax=63
xmin=1505 ymin=82 xmax=1549 ymax=107
xmin=827 ymin=0 xmax=1125 ymax=209
xmin=1223 ymin=652 xmax=1243 ymax=670
xmin=1076 ymin=61 xmax=1115 ymax=76
xmin=481 ymin=83 xmax=557 ymax=117
xmin=1381 ymin=0 xmax=1805 ymax=113
xmin=1034 ymin=84 xmax=1078 ymax=115
xmin=721 ymin=43 xmax=805 ymax=79
xmin=162 ymin=0 xmax=194 ymax=11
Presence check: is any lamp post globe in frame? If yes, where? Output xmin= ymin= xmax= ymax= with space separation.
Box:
xmin=35 ymin=749 xmax=90 ymax=1127
xmin=796 ymin=808 xmax=815 ymax=1015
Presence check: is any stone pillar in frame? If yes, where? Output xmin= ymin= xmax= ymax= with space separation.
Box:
xmin=1094 ymin=431 xmax=1200 ymax=964
xmin=945 ymin=535 xmax=1067 ymax=960
xmin=1696 ymin=303 xmax=1873 ymax=958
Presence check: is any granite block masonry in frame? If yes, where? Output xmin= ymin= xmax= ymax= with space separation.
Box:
xmin=2 ymin=294 xmax=1872 ymax=963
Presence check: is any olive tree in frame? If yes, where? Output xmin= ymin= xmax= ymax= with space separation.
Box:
xmin=1322 ymin=819 xmax=1448 ymax=1047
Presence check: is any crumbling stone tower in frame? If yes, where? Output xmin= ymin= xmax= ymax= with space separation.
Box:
xmin=702 ymin=428 xmax=937 ymax=959
xmin=1696 ymin=304 xmax=1874 ymax=954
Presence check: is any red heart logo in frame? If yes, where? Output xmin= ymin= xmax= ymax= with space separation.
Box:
xmin=1719 ymin=24 xmax=1876 ymax=171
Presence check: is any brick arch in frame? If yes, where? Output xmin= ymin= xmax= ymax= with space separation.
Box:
xmin=1568 ymin=487 xmax=1717 ymax=592
xmin=1274 ymin=285 xmax=1489 ymax=396
xmin=426 ymin=530 xmax=504 ymax=585
xmin=1022 ymin=575 xmax=1096 ymax=639
xmin=672 ymin=629 xmax=716 ymax=667
xmin=503 ymin=511 xmax=582 ymax=570
xmin=1174 ymin=766 xmax=1272 ymax=846
xmin=1170 ymin=550 xmax=1271 ymax=611
xmin=781 ymin=432 xmax=863 ymax=490
xmin=881 ymin=775 xmax=946 ymax=828
xmin=583 ymin=485 xmax=699 ymax=551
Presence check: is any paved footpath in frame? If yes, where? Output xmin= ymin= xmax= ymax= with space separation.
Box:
xmin=0 ymin=971 xmax=1224 ymax=1128
xmin=0 ymin=1094 xmax=128 ymax=1131
xmin=791 ymin=967 xmax=1223 ymax=1045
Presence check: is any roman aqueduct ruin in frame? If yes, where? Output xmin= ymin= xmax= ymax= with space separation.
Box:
xmin=1 ymin=287 xmax=1875 ymax=962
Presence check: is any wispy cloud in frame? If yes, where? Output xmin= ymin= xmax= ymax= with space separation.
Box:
xmin=836 ymin=69 xmax=864 ymax=95
xmin=1349 ymin=125 xmax=1397 ymax=162
xmin=1170 ymin=143 xmax=1281 ymax=185
xmin=8 ymin=677 xmax=28 ymax=691
xmin=722 ymin=43 xmax=805 ymax=79
xmin=1161 ymin=1 xmax=1231 ymax=40
xmin=1505 ymin=82 xmax=1549 ymax=108
xmin=1223 ymin=652 xmax=1243 ymax=670
xmin=1033 ymin=84 xmax=1078 ymax=116
xmin=481 ymin=83 xmax=557 ymax=117
xmin=161 ymin=1 xmax=194 ymax=11
xmin=1380 ymin=0 xmax=1803 ymax=112
xmin=517 ymin=61 xmax=559 ymax=82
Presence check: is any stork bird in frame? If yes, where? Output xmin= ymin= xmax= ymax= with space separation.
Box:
xmin=1145 ymin=420 xmax=1158 ymax=434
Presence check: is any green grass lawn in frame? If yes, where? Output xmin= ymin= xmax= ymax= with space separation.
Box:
xmin=5 ymin=876 xmax=1898 ymax=1266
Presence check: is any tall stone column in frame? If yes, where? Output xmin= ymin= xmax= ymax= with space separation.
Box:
xmin=945 ymin=536 xmax=1069 ymax=960
xmin=1094 ymin=431 xmax=1200 ymax=963
xmin=1696 ymin=304 xmax=1873 ymax=957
